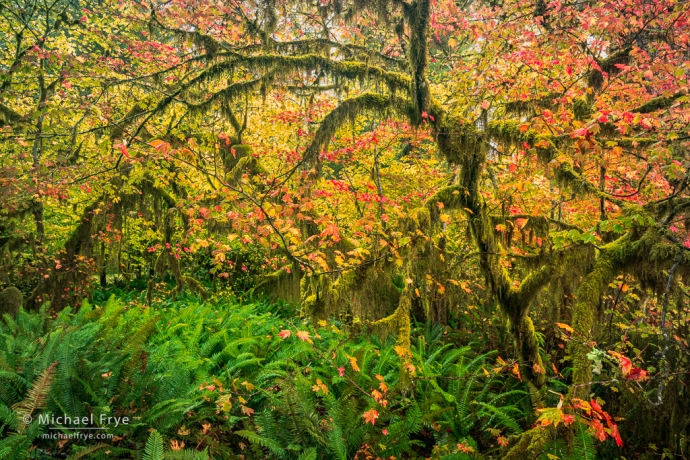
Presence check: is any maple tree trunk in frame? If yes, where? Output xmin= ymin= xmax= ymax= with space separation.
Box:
xmin=510 ymin=315 xmax=545 ymax=387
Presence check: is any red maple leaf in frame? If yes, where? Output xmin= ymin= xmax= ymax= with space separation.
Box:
xmin=611 ymin=424 xmax=623 ymax=447
xmin=116 ymin=142 xmax=130 ymax=159
xmin=626 ymin=367 xmax=649 ymax=381
xmin=591 ymin=419 xmax=607 ymax=441
xmin=278 ymin=330 xmax=291 ymax=339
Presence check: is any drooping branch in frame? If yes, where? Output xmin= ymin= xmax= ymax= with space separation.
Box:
xmin=303 ymin=93 xmax=410 ymax=165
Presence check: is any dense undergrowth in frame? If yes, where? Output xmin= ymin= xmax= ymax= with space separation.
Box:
xmin=0 ymin=290 xmax=591 ymax=459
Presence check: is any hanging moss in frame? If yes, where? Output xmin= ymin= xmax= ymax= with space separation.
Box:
xmin=555 ymin=162 xmax=624 ymax=206
xmin=371 ymin=286 xmax=413 ymax=360
xmin=29 ymin=198 xmax=104 ymax=311
xmin=167 ymin=251 xmax=184 ymax=295
xmin=504 ymin=93 xmax=557 ymax=116
xmin=485 ymin=119 xmax=558 ymax=162
xmin=587 ymin=47 xmax=631 ymax=89
xmin=186 ymin=78 xmax=266 ymax=122
xmin=183 ymin=276 xmax=208 ymax=300
xmin=255 ymin=266 xmax=301 ymax=304
xmin=404 ymin=207 xmax=431 ymax=233
xmin=406 ymin=0 xmax=432 ymax=122
xmin=110 ymin=98 xmax=154 ymax=140
xmin=183 ymin=54 xmax=411 ymax=102
xmin=299 ymin=256 xmax=400 ymax=324
xmin=0 ymin=102 xmax=22 ymax=126
xmin=430 ymin=111 xmax=560 ymax=387
xmin=573 ymin=97 xmax=592 ymax=121
xmin=426 ymin=185 xmax=467 ymax=219
xmin=0 ymin=286 xmax=22 ymax=318
xmin=435 ymin=115 xmax=481 ymax=165
xmin=228 ymin=155 xmax=269 ymax=184
xmin=221 ymin=144 xmax=254 ymax=171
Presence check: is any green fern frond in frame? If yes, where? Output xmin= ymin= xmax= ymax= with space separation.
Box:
xmin=12 ymin=361 xmax=57 ymax=433
xmin=297 ymin=447 xmax=317 ymax=460
xmin=143 ymin=429 xmax=165 ymax=460
xmin=235 ymin=429 xmax=286 ymax=458
xmin=473 ymin=401 xmax=523 ymax=434
xmin=164 ymin=447 xmax=210 ymax=460
xmin=66 ymin=442 xmax=110 ymax=459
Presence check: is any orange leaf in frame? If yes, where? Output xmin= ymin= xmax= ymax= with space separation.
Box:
xmin=348 ymin=355 xmax=360 ymax=372
xmin=362 ymin=409 xmax=379 ymax=425
xmin=296 ymin=331 xmax=312 ymax=343
xmin=626 ymin=367 xmax=648 ymax=381
xmin=612 ymin=424 xmax=623 ymax=447
xmin=512 ymin=363 xmax=522 ymax=381
xmin=116 ymin=142 xmax=130 ymax=159
xmin=555 ymin=322 xmax=575 ymax=333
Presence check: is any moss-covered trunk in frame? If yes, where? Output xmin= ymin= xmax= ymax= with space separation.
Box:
xmin=568 ymin=236 xmax=630 ymax=398
xmin=430 ymin=118 xmax=550 ymax=387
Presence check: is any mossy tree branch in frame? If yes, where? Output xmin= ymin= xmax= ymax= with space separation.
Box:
xmin=303 ymin=92 xmax=410 ymax=165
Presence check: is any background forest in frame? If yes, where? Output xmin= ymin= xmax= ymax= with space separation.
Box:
xmin=1 ymin=0 xmax=690 ymax=458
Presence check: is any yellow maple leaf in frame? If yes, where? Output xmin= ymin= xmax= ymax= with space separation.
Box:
xmin=348 ymin=355 xmax=360 ymax=372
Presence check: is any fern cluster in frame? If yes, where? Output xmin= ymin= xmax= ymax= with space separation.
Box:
xmin=1 ymin=294 xmax=533 ymax=458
